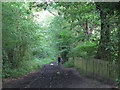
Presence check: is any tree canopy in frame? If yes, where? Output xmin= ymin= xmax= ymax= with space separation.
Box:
xmin=2 ymin=2 xmax=120 ymax=88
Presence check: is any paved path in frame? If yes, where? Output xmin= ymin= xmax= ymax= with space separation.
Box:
xmin=3 ymin=61 xmax=113 ymax=88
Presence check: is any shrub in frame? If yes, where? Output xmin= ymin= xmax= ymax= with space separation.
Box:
xmin=71 ymin=41 xmax=97 ymax=58
xmin=63 ymin=60 xmax=74 ymax=68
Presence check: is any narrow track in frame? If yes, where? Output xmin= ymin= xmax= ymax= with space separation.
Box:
xmin=3 ymin=61 xmax=112 ymax=88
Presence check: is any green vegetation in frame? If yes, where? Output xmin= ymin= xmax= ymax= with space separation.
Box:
xmin=2 ymin=2 xmax=120 ymax=88
xmin=64 ymin=60 xmax=74 ymax=68
xmin=2 ymin=2 xmax=56 ymax=80
xmin=2 ymin=57 xmax=53 ymax=79
xmin=71 ymin=41 xmax=97 ymax=58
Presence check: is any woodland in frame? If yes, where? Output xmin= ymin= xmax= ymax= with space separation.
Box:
xmin=2 ymin=2 xmax=120 ymax=88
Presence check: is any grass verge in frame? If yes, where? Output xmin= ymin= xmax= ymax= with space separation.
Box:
xmin=2 ymin=57 xmax=54 ymax=81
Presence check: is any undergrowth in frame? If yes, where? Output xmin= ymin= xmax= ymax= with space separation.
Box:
xmin=63 ymin=60 xmax=74 ymax=68
xmin=2 ymin=57 xmax=54 ymax=81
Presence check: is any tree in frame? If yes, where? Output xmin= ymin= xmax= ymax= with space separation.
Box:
xmin=95 ymin=3 xmax=111 ymax=61
xmin=2 ymin=2 xmax=40 ymax=69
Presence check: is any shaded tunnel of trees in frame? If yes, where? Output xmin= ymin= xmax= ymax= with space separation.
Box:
xmin=2 ymin=2 xmax=120 ymax=88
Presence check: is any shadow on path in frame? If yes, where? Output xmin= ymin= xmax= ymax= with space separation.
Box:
xmin=3 ymin=60 xmax=113 ymax=88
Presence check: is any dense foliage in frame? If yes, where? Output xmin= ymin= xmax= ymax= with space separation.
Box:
xmin=2 ymin=2 xmax=120 ymax=88
xmin=2 ymin=2 xmax=56 ymax=78
xmin=30 ymin=2 xmax=120 ymax=87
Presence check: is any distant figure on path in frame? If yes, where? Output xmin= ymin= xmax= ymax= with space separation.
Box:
xmin=58 ymin=56 xmax=61 ymax=65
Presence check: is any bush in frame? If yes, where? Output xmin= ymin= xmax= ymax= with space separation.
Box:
xmin=63 ymin=60 xmax=74 ymax=68
xmin=71 ymin=41 xmax=97 ymax=58
xmin=2 ymin=57 xmax=54 ymax=80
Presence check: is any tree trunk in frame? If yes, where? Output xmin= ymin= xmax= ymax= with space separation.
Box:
xmin=95 ymin=5 xmax=111 ymax=61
